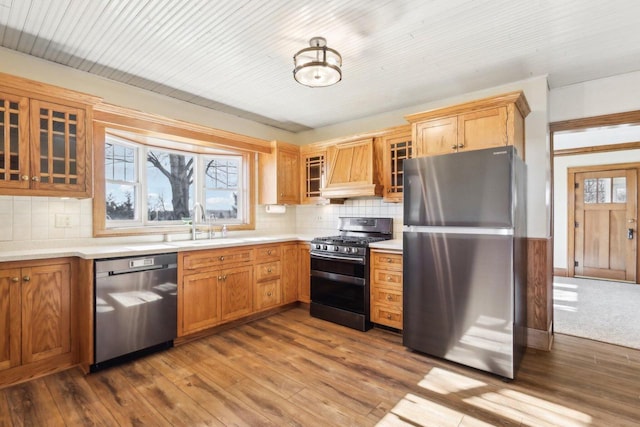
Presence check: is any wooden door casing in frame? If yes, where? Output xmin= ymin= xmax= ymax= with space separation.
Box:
xmin=572 ymin=167 xmax=638 ymax=282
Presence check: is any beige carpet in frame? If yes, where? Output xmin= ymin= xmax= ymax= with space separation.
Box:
xmin=553 ymin=276 xmax=640 ymax=350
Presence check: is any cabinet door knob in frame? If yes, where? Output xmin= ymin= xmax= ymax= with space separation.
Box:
xmin=451 ymin=145 xmax=457 ymax=150
xmin=11 ymin=277 xmax=19 ymax=283
xmin=458 ymin=143 xmax=465 ymax=149
xmin=21 ymin=175 xmax=29 ymax=181
xmin=31 ymin=176 xmax=40 ymax=182
xmin=23 ymin=276 xmax=30 ymax=282
xmin=223 ymin=274 xmax=227 ymax=280
xmin=218 ymin=275 xmax=223 ymax=280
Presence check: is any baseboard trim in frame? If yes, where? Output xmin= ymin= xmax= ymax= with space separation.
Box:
xmin=553 ymin=267 xmax=568 ymax=277
xmin=527 ymin=322 xmax=554 ymax=351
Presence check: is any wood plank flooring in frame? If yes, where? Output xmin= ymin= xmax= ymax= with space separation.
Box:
xmin=2 ymin=307 xmax=640 ymax=426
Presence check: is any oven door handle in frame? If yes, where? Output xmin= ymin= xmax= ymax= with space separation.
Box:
xmin=311 ymin=270 xmax=365 ymax=286
xmin=310 ymin=252 xmax=366 ymax=264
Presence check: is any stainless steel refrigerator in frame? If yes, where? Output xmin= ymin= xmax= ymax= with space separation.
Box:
xmin=403 ymin=145 xmax=526 ymax=379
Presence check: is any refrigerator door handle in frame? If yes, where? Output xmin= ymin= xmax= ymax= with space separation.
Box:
xmin=403 ymin=225 xmax=514 ymax=236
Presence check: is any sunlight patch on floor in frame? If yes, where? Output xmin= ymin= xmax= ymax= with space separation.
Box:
xmin=379 ymin=367 xmax=593 ymax=427
xmin=418 ymin=367 xmax=486 ymax=395
xmin=464 ymin=389 xmax=592 ymax=427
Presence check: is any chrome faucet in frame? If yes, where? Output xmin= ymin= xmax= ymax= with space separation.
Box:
xmin=191 ymin=203 xmax=205 ymax=240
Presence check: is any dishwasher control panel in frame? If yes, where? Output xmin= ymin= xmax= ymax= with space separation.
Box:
xmin=129 ymin=258 xmax=155 ymax=268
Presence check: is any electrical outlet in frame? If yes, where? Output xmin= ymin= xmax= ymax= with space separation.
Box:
xmin=55 ymin=213 xmax=73 ymax=228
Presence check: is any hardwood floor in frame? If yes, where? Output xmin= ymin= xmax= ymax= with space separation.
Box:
xmin=2 ymin=307 xmax=640 ymax=426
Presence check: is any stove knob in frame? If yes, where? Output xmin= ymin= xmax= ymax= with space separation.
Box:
xmin=334 ymin=246 xmax=340 ymax=251
xmin=315 ymin=244 xmax=321 ymax=250
xmin=323 ymin=245 xmax=328 ymax=250
xmin=344 ymin=247 xmax=351 ymax=253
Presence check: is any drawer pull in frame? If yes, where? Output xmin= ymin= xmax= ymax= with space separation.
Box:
xmin=267 ymin=291 xmax=272 ymax=297
xmin=267 ymin=249 xmax=272 ymax=255
xmin=386 ymin=295 xmax=393 ymax=301
xmin=386 ymin=314 xmax=393 ymax=319
xmin=267 ymin=268 xmax=272 ymax=273
xmin=386 ymin=258 xmax=392 ymax=262
xmin=219 ymin=256 xmax=225 ymax=261
xmin=386 ymin=276 xmax=392 ymax=281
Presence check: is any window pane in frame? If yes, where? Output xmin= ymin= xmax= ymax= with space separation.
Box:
xmin=204 ymin=158 xmax=239 ymax=188
xmin=584 ymin=179 xmax=596 ymax=204
xmin=105 ymin=141 xmax=136 ymax=182
xmin=613 ymin=177 xmax=627 ymax=203
xmin=205 ymin=190 xmax=238 ymax=220
xmin=106 ymin=182 xmax=136 ymax=220
xmin=597 ymin=178 xmax=611 ymax=203
xmin=147 ymin=149 xmax=194 ymax=221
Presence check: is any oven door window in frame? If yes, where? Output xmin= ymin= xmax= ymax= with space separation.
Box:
xmin=311 ymin=271 xmax=366 ymax=314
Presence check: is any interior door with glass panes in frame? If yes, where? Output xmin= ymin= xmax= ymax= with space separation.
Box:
xmin=574 ymin=169 xmax=637 ymax=282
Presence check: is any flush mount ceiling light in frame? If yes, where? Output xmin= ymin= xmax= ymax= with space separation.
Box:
xmin=293 ymin=37 xmax=342 ymax=87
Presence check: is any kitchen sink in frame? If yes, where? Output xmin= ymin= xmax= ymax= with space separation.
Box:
xmin=167 ymin=238 xmax=245 ymax=247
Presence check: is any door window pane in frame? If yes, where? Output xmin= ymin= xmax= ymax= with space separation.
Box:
xmin=613 ymin=177 xmax=627 ymax=203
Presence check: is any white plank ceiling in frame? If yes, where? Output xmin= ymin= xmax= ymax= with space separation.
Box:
xmin=1 ymin=0 xmax=639 ymax=132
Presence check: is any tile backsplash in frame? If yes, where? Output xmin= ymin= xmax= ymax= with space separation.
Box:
xmin=0 ymin=196 xmax=403 ymax=244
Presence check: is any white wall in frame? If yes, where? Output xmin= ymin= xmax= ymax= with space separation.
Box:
xmin=550 ymin=70 xmax=640 ymax=122
xmin=297 ymin=75 xmax=551 ymax=239
xmin=554 ymin=150 xmax=640 ymax=269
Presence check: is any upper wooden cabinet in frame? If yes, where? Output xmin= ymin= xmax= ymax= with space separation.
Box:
xmin=259 ymin=140 xmax=300 ymax=205
xmin=0 ymin=73 xmax=100 ymax=197
xmin=407 ymin=91 xmax=530 ymax=159
xmin=300 ymin=146 xmax=328 ymax=204
xmin=321 ymin=137 xmax=383 ymax=199
xmin=381 ymin=126 xmax=412 ymax=203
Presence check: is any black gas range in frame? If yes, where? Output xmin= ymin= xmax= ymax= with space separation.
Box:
xmin=310 ymin=217 xmax=393 ymax=331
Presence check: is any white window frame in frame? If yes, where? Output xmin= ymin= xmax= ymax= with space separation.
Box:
xmin=104 ymin=134 xmax=248 ymax=230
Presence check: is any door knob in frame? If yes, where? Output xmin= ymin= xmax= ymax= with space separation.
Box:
xmin=628 ymin=228 xmax=634 ymax=240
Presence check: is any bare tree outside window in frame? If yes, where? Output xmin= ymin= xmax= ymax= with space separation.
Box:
xmin=147 ymin=150 xmax=194 ymax=220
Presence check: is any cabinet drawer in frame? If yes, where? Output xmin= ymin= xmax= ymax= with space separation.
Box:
xmin=183 ymin=247 xmax=254 ymax=270
xmin=256 ymin=261 xmax=281 ymax=282
xmin=256 ymin=245 xmax=281 ymax=262
xmin=372 ymin=269 xmax=402 ymax=287
xmin=255 ymin=279 xmax=282 ymax=310
xmin=371 ymin=304 xmax=403 ymax=329
xmin=371 ymin=252 xmax=403 ymax=271
xmin=371 ymin=287 xmax=402 ymax=306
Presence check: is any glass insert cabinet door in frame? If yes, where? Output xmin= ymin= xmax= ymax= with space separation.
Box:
xmin=0 ymin=92 xmax=29 ymax=190
xmin=29 ymin=99 xmax=86 ymax=192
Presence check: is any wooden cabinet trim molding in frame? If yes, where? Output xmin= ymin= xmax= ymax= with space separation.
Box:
xmin=94 ymin=103 xmax=271 ymax=154
xmin=0 ymin=72 xmax=102 ymax=107
xmin=405 ymin=91 xmax=531 ymax=123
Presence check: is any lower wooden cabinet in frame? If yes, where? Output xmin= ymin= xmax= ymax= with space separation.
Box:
xmin=297 ymin=243 xmax=311 ymax=303
xmin=370 ymin=250 xmax=403 ymax=329
xmin=0 ymin=258 xmax=75 ymax=385
xmin=281 ymin=243 xmax=299 ymax=304
xmin=178 ymin=241 xmax=310 ymax=338
xmin=178 ymin=246 xmax=255 ymax=336
xmin=220 ymin=265 xmax=254 ymax=321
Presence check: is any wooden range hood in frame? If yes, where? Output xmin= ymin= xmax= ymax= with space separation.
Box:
xmin=320 ymin=137 xmax=383 ymax=199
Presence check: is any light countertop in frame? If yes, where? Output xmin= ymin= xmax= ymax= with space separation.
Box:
xmin=369 ymin=239 xmax=402 ymax=251
xmin=0 ymin=234 xmax=315 ymax=263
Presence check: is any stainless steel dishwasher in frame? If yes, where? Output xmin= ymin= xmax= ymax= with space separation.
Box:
xmin=93 ymin=253 xmax=177 ymax=371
